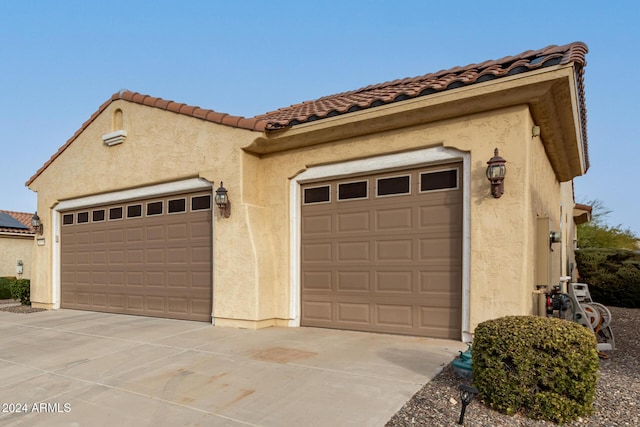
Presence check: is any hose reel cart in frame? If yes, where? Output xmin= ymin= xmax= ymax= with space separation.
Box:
xmin=545 ymin=279 xmax=615 ymax=352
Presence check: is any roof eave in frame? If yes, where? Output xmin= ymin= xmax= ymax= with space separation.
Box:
xmin=25 ymin=92 xmax=266 ymax=187
xmin=247 ymin=65 xmax=587 ymax=181
xmin=573 ymin=203 xmax=592 ymax=225
xmin=0 ymin=231 xmax=36 ymax=237
xmin=528 ymin=65 xmax=588 ymax=181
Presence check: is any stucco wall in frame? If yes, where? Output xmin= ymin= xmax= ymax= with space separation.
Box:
xmin=28 ymin=100 xmax=261 ymax=320
xmin=561 ymin=182 xmax=578 ymax=280
xmin=28 ymin=96 xmax=576 ymax=335
xmin=0 ymin=235 xmax=33 ymax=279
xmin=255 ymin=104 xmax=568 ymax=331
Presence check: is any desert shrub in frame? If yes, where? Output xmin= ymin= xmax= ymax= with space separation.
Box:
xmin=472 ymin=315 xmax=599 ymax=425
xmin=576 ymin=248 xmax=640 ymax=308
xmin=9 ymin=279 xmax=30 ymax=305
xmin=0 ymin=276 xmax=16 ymax=299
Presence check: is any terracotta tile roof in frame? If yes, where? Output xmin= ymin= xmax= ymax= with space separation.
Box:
xmin=0 ymin=210 xmax=35 ymax=235
xmin=253 ymin=41 xmax=589 ymax=169
xmin=119 ymin=91 xmax=267 ymax=132
xmin=26 ymin=42 xmax=589 ymax=186
xmin=255 ymin=42 xmax=588 ymax=130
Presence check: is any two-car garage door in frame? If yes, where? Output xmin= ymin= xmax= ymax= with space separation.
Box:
xmin=58 ymin=164 xmax=461 ymax=336
xmin=60 ymin=191 xmax=212 ymax=322
xmin=301 ymin=163 xmax=463 ymax=339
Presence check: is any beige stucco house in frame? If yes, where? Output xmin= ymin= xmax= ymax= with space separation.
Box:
xmin=0 ymin=210 xmax=35 ymax=280
xmin=26 ymin=42 xmax=590 ymax=341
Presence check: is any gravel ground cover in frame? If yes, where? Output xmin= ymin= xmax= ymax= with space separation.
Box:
xmin=387 ymin=306 xmax=639 ymax=427
xmin=0 ymin=299 xmax=46 ymax=313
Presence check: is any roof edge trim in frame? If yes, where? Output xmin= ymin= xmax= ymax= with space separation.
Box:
xmin=26 ymin=92 xmax=267 ymax=186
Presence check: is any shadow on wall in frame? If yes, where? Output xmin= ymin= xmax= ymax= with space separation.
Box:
xmin=473 ymin=159 xmax=498 ymax=206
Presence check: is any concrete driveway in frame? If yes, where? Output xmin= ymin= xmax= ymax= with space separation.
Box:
xmin=0 ymin=309 xmax=465 ymax=426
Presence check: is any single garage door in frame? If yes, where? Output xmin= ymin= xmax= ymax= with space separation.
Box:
xmin=60 ymin=191 xmax=212 ymax=322
xmin=301 ymin=163 xmax=462 ymax=338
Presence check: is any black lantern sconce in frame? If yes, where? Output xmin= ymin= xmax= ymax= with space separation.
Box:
xmin=31 ymin=212 xmax=43 ymax=235
xmin=486 ymin=148 xmax=507 ymax=198
xmin=215 ymin=182 xmax=231 ymax=218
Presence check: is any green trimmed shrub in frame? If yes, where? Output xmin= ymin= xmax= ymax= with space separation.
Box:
xmin=0 ymin=277 xmax=16 ymax=299
xmin=9 ymin=279 xmax=30 ymax=305
xmin=472 ymin=315 xmax=598 ymax=425
xmin=575 ymin=248 xmax=640 ymax=308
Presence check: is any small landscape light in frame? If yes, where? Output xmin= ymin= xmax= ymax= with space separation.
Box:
xmin=458 ymin=384 xmax=479 ymax=425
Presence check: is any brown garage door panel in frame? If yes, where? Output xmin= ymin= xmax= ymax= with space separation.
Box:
xmin=60 ymin=191 xmax=212 ymax=322
xmin=302 ymin=301 xmax=461 ymax=339
xmin=301 ymin=163 xmax=463 ymax=339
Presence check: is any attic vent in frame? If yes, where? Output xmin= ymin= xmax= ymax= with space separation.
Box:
xmin=102 ymin=130 xmax=127 ymax=147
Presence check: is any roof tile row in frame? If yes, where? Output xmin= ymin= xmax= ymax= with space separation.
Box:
xmin=115 ymin=91 xmax=267 ymax=131
xmin=255 ymin=42 xmax=588 ymax=130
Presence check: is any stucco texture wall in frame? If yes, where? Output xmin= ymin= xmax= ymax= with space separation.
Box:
xmin=561 ymin=181 xmax=579 ymax=280
xmin=27 ymin=100 xmax=261 ymax=320
xmin=27 ymin=96 xmax=575 ymax=335
xmin=0 ymin=235 xmax=33 ymax=279
xmin=256 ymin=105 xmax=570 ymax=332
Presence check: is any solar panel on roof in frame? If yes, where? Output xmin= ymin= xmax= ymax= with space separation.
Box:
xmin=0 ymin=212 xmax=29 ymax=230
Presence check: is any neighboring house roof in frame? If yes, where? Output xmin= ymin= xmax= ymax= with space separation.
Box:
xmin=26 ymin=42 xmax=588 ymax=187
xmin=0 ymin=210 xmax=35 ymax=235
xmin=574 ymin=203 xmax=593 ymax=213
xmin=573 ymin=203 xmax=593 ymax=225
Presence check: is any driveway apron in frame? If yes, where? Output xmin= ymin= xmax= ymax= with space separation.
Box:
xmin=0 ymin=310 xmax=466 ymax=426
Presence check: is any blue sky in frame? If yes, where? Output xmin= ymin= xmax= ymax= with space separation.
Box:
xmin=1 ymin=1 xmax=638 ymax=234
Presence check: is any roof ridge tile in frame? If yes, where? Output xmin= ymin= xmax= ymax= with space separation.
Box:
xmin=142 ymin=96 xmax=157 ymax=107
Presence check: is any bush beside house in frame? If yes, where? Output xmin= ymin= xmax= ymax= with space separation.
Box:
xmin=0 ymin=276 xmax=31 ymax=305
xmin=0 ymin=276 xmax=15 ymax=299
xmin=472 ymin=315 xmax=599 ymax=425
xmin=575 ymin=248 xmax=640 ymax=308
xmin=10 ymin=279 xmax=31 ymax=305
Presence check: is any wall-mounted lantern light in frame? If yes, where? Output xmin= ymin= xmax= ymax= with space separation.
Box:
xmin=215 ymin=182 xmax=231 ymax=218
xmin=486 ymin=148 xmax=507 ymax=198
xmin=17 ymin=260 xmax=23 ymax=276
xmin=31 ymin=212 xmax=43 ymax=235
